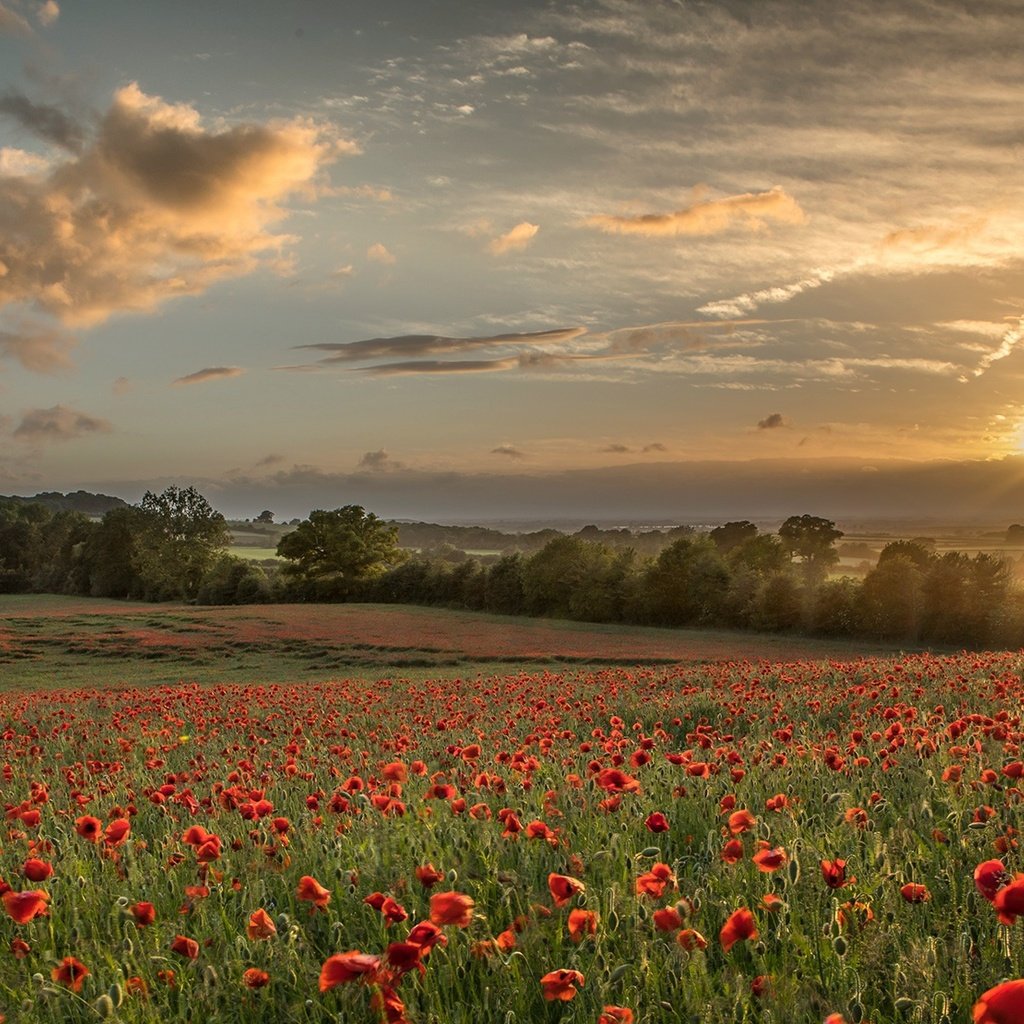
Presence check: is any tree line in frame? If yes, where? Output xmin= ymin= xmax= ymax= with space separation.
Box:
xmin=2 ymin=490 xmax=1021 ymax=649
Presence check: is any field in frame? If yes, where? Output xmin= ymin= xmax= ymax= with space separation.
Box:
xmin=1 ymin=600 xmax=1022 ymax=1023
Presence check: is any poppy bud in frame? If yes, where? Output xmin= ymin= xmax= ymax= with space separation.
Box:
xmin=203 ymin=966 xmax=218 ymax=987
xmin=832 ymin=935 xmax=848 ymax=957
xmin=123 ymin=938 xmax=134 ymax=955
xmin=94 ymin=995 xmax=114 ymax=1019
xmin=850 ymin=999 xmax=865 ymax=1023
xmin=895 ymin=997 xmax=914 ymax=1015
xmin=108 ymin=983 xmax=123 ymax=1008
xmin=787 ymin=859 xmax=801 ymax=885
xmin=447 ymin=869 xmax=458 ymax=883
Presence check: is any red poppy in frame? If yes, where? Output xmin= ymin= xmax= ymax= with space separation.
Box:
xmin=247 ymin=908 xmax=277 ymax=940
xmin=676 ymin=928 xmax=708 ymax=951
xmin=727 ymin=809 xmax=757 ymax=834
xmin=406 ymin=920 xmax=447 ymax=954
xmin=170 ymin=935 xmax=199 ymax=960
xmin=11 ymin=937 xmax=30 ymax=958
xmin=567 ymin=908 xmax=598 ymax=942
xmin=635 ymin=862 xmax=675 ymax=899
xmin=993 ymin=876 xmax=1024 ymax=925
xmin=429 ymin=891 xmax=475 ymax=927
xmin=720 ymin=908 xmax=758 ymax=952
xmin=22 ymin=859 xmax=52 ymax=882
xmin=599 ymin=1009 xmax=635 ymax=1024
xmin=319 ymin=951 xmax=382 ymax=992
xmin=721 ymin=839 xmax=744 ymax=864
xmin=540 ymin=969 xmax=584 ymax=1002
xmin=762 ymin=894 xmax=785 ymax=913
xmin=130 ymin=902 xmax=156 ymax=927
xmin=821 ymin=859 xmax=854 ymax=889
xmin=296 ymin=875 xmax=331 ymax=909
xmin=548 ymin=873 xmax=586 ymax=907
xmin=74 ymin=816 xmax=102 ymax=842
xmin=645 ymin=812 xmax=670 ymax=833
xmin=975 ymin=860 xmax=1009 ymax=902
xmin=104 ymin=819 xmax=131 ymax=847
xmin=900 ymin=883 xmax=930 ymax=903
xmin=52 ymin=956 xmax=89 ymax=992
xmin=2 ymin=889 xmax=49 ymax=924
xmin=653 ymin=907 xmax=683 ymax=932
xmin=752 ymin=846 xmax=787 ymax=872
xmin=974 ymin=979 xmax=1024 ymax=1024
xmin=415 ymin=863 xmax=444 ymax=888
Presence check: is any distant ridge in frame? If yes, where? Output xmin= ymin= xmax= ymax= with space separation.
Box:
xmin=0 ymin=490 xmax=129 ymax=516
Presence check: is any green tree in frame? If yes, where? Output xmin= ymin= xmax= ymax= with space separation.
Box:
xmin=642 ymin=536 xmax=730 ymax=626
xmin=134 ymin=486 xmax=230 ymax=600
xmin=858 ymin=555 xmax=924 ymax=639
xmin=779 ymin=514 xmax=844 ymax=583
xmin=709 ymin=520 xmax=758 ymax=554
xmin=277 ymin=506 xmax=405 ymax=599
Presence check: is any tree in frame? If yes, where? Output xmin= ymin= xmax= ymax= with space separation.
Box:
xmin=877 ymin=539 xmax=933 ymax=571
xmin=643 ymin=536 xmax=730 ymax=626
xmin=710 ymin=521 xmax=758 ymax=554
xmin=276 ymin=506 xmax=405 ymax=599
xmin=778 ymin=514 xmax=843 ymax=583
xmin=255 ymin=510 xmax=275 ymax=524
xmin=134 ymin=487 xmax=230 ymax=600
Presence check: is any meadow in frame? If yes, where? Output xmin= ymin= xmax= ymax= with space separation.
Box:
xmin=1 ymin=599 xmax=1022 ymax=1023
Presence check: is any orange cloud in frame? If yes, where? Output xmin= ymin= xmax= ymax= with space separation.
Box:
xmin=0 ymin=83 xmax=347 ymax=330
xmin=586 ymin=187 xmax=805 ymax=237
xmin=488 ymin=221 xmax=539 ymax=254
xmin=172 ymin=366 xmax=245 ymax=386
xmin=13 ymin=404 xmax=111 ymax=443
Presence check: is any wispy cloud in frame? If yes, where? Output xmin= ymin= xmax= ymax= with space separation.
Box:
xmin=0 ymin=92 xmax=83 ymax=151
xmin=172 ymin=366 xmax=245 ymax=386
xmin=0 ymin=324 xmax=75 ymax=372
xmin=367 ymin=242 xmax=396 ymax=264
xmin=586 ymin=187 xmax=805 ymax=238
xmin=355 ymin=357 xmax=520 ymax=377
xmin=487 ymin=221 xmax=539 ymax=254
xmin=13 ymin=404 xmax=111 ymax=443
xmin=491 ymin=443 xmax=525 ymax=459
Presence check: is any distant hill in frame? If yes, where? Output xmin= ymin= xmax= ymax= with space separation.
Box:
xmin=0 ymin=490 xmax=129 ymax=516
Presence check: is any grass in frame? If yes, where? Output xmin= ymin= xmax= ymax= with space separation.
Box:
xmin=0 ymin=594 xmax=914 ymax=691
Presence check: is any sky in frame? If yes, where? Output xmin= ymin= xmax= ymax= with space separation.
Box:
xmin=2 ymin=0 xmax=1024 ymax=522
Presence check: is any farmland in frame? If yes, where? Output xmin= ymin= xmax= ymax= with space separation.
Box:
xmin=0 ymin=599 xmax=1021 ymax=1022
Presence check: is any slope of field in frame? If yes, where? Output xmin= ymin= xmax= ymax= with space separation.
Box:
xmin=0 ymin=595 xmax=911 ymax=690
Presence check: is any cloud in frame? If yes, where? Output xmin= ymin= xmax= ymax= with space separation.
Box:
xmin=697 ymin=268 xmax=838 ymax=319
xmin=971 ymin=315 xmax=1024 ymax=379
xmin=642 ymin=443 xmax=667 ymax=453
xmin=585 ymin=187 xmax=805 ymax=238
xmin=0 ymin=3 xmax=30 ymax=33
xmin=0 ymin=324 xmax=75 ymax=371
xmin=0 ymin=93 xmax=84 ymax=151
xmin=0 ymin=82 xmax=346 ymax=330
xmin=332 ymin=264 xmax=354 ymax=279
xmin=292 ymin=327 xmax=587 ymax=366
xmin=172 ymin=365 xmax=245 ymax=386
xmin=491 ymin=444 xmax=525 ymax=459
xmin=112 ymin=376 xmax=132 ymax=395
xmin=882 ymin=217 xmax=989 ymax=253
xmin=13 ymin=404 xmax=111 ymax=443
xmin=357 ymin=449 xmax=403 ymax=471
xmin=602 ymin=443 xmax=630 ymax=453
xmin=355 ymin=357 xmax=520 ymax=377
xmin=757 ymin=412 xmax=788 ymax=430
xmin=487 ymin=221 xmax=539 ymax=254
xmin=36 ymin=0 xmax=58 ymax=25
xmin=367 ymin=242 xmax=396 ymax=264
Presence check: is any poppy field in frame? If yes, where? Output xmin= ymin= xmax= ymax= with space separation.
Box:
xmin=2 ymin=651 xmax=1024 ymax=1023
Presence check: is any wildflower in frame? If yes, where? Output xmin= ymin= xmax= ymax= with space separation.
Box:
xmin=720 ymin=908 xmax=758 ymax=952
xmin=74 ymin=816 xmax=102 ymax=842
xmin=429 ymin=891 xmax=475 ymax=927
xmin=599 ymin=1009 xmax=635 ymax=1024
xmin=821 ymin=858 xmax=854 ymax=889
xmin=645 ymin=812 xmax=670 ymax=833
xmin=247 ymin=908 xmax=277 ymax=940
xmin=319 ymin=951 xmax=382 ymax=992
xmin=170 ymin=935 xmax=199 ymax=960
xmin=22 ymin=859 xmax=52 ymax=882
xmin=900 ymin=883 xmax=930 ymax=903
xmin=52 ymin=956 xmax=90 ymax=992
xmin=548 ymin=873 xmax=586 ymax=906
xmin=676 ymin=928 xmax=708 ymax=951
xmin=130 ymin=902 xmax=156 ymax=927
xmin=567 ymin=908 xmax=597 ymax=942
xmin=975 ymin=860 xmax=1009 ymax=902
xmin=993 ymin=875 xmax=1024 ymax=925
xmin=243 ymin=968 xmax=270 ymax=988
xmin=297 ymin=875 xmax=331 ymax=910
xmin=2 ymin=889 xmax=49 ymax=924
xmin=752 ymin=846 xmax=787 ymax=872
xmin=415 ymin=863 xmax=444 ymax=888
xmin=540 ymin=969 xmax=584 ymax=1001
xmin=974 ymin=979 xmax=1024 ymax=1024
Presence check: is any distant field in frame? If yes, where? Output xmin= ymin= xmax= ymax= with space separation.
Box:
xmin=226 ymin=544 xmax=280 ymax=560
xmin=0 ymin=594 xmax=912 ymax=691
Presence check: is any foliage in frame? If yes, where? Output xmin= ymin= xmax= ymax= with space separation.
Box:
xmin=779 ymin=514 xmax=844 ymax=582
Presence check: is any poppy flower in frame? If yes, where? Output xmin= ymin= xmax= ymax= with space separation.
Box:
xmin=104 ymin=819 xmax=131 ymax=847
xmin=297 ymin=875 xmax=331 ymax=910
xmin=415 ymin=863 xmax=444 ymax=888
xmin=635 ymin=862 xmax=675 ymax=899
xmin=653 ymin=907 xmax=683 ymax=932
xmin=386 ymin=940 xmax=426 ymax=977
xmin=993 ymin=875 xmax=1024 ymax=925
xmin=540 ymin=969 xmax=584 ymax=1002
xmin=727 ymin=810 xmax=757 ymax=834
xmin=319 ymin=951 xmax=382 ymax=992
xmin=567 ymin=908 xmax=598 ymax=942
xmin=751 ymin=975 xmax=771 ymax=998
xmin=22 ymin=859 xmax=52 ymax=882
xmin=242 ymin=967 xmax=270 ymax=988
xmin=645 ymin=812 xmax=670 ymax=833
xmin=247 ymin=908 xmax=277 ymax=940
xmin=676 ymin=928 xmax=708 ymax=951
xmin=11 ymin=937 xmax=31 ymax=958
xmin=2 ymin=889 xmax=49 ymax=924
xmin=406 ymin=920 xmax=447 ymax=954
xmin=821 ymin=859 xmax=854 ymax=889
xmin=721 ymin=839 xmax=744 ymax=864
xmin=752 ymin=846 xmax=787 ymax=872
xmin=720 ymin=908 xmax=758 ymax=952
xmin=52 ymin=956 xmax=89 ymax=992
xmin=975 ymin=860 xmax=1009 ymax=902
xmin=762 ymin=894 xmax=785 ymax=913
xmin=171 ymin=935 xmax=199 ymax=960
xmin=900 ymin=883 xmax=930 ymax=903
xmin=599 ymin=1009 xmax=635 ymax=1024
xmin=130 ymin=902 xmax=156 ymax=927
xmin=548 ymin=873 xmax=586 ymax=906
xmin=974 ymin=979 xmax=1024 ymax=1023
xmin=74 ymin=816 xmax=102 ymax=842
xmin=429 ymin=891 xmax=475 ymax=927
